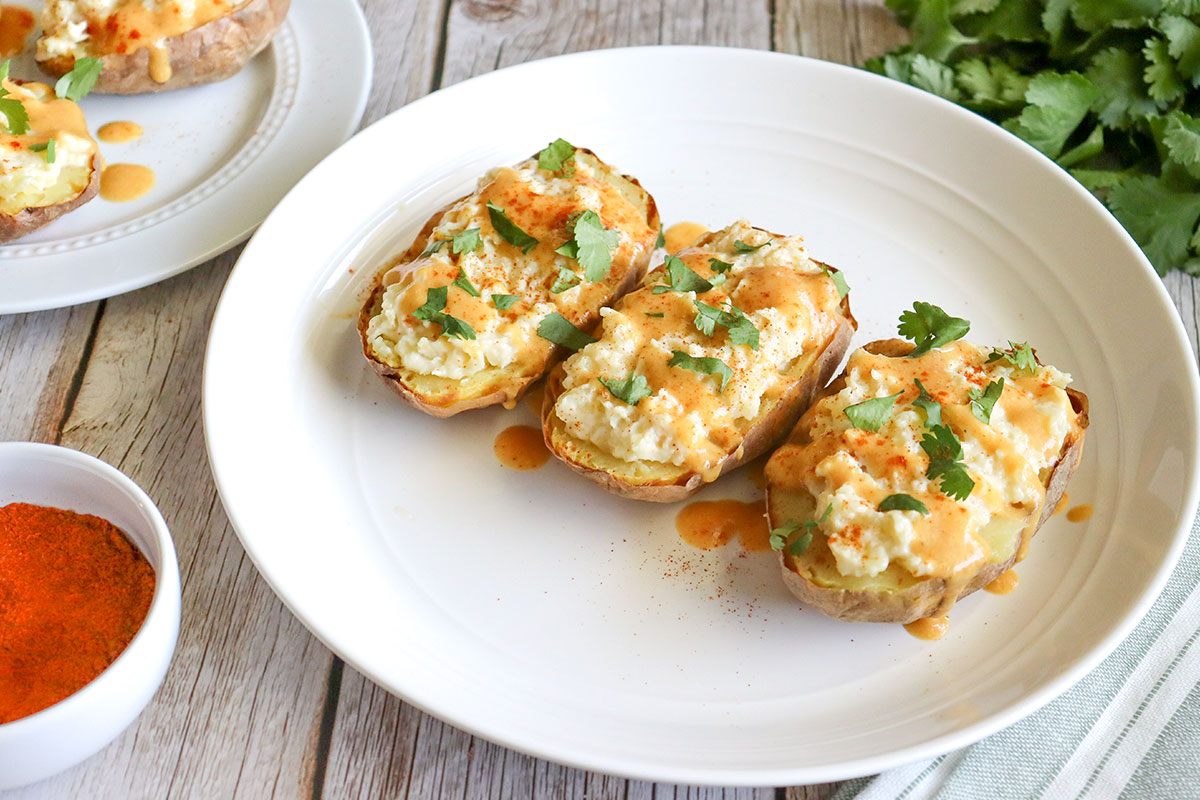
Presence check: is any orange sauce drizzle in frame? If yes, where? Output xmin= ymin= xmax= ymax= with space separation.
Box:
xmin=524 ymin=380 xmax=546 ymax=417
xmin=493 ymin=425 xmax=549 ymax=471
xmin=0 ymin=5 xmax=34 ymax=57
xmin=1054 ymin=492 xmax=1069 ymax=515
xmin=148 ymin=44 xmax=172 ymax=84
xmin=744 ymin=455 xmax=768 ymax=491
xmin=985 ymin=568 xmax=1019 ymax=595
xmin=97 ymin=121 xmax=144 ymax=144
xmin=904 ymin=615 xmax=949 ymax=640
xmin=662 ymin=221 xmax=709 ymax=253
xmin=675 ymin=499 xmax=770 ymax=552
xmin=1066 ymin=504 xmax=1093 ymax=523
xmin=100 ymin=164 xmax=156 ymax=202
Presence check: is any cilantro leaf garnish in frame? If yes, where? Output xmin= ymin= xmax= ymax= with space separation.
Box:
xmin=733 ymin=239 xmax=770 ymax=254
xmin=452 ymin=268 xmax=479 ymax=297
xmin=452 ymin=227 xmax=481 ymax=254
xmin=844 ymin=392 xmax=903 ymax=432
xmin=693 ymin=300 xmax=759 ymax=349
xmin=668 ymin=350 xmax=733 ymax=391
xmin=878 ymin=494 xmax=930 ymax=514
xmin=986 ymin=341 xmax=1037 ymax=374
xmin=912 ymin=379 xmax=942 ymax=427
xmin=55 ymin=57 xmax=103 ymax=102
xmin=708 ymin=257 xmax=733 ymax=274
xmin=655 ymin=224 xmax=666 ymax=249
xmin=0 ymin=60 xmax=8 ymax=84
xmin=411 ymin=286 xmax=476 ymax=341
xmin=555 ymin=210 xmax=619 ymax=281
xmin=599 ymin=373 xmax=652 ymax=405
xmin=551 ymin=266 xmax=580 ymax=293
xmin=28 ymin=138 xmax=56 ymax=163
xmin=420 ymin=239 xmax=448 ymax=258
xmin=486 ymin=202 xmax=538 ymax=253
xmin=0 ymin=96 xmax=29 ymax=135
xmin=653 ymin=254 xmax=713 ymax=295
xmin=897 ymin=302 xmax=970 ymax=358
xmin=969 ymin=379 xmax=1004 ymax=424
xmin=920 ymin=424 xmax=975 ymax=501
xmin=536 ymin=312 xmax=596 ymax=351
xmin=645 ymin=311 xmax=664 ymax=318
xmin=769 ymin=504 xmax=832 ymax=555
xmin=537 ymin=138 xmax=576 ymax=174
xmin=491 ymin=294 xmax=518 ymax=310
xmin=820 ymin=264 xmax=850 ymax=299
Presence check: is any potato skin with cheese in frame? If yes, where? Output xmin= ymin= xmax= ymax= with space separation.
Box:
xmin=766 ymin=339 xmax=1089 ymax=624
xmin=542 ymin=224 xmax=857 ymax=503
xmin=37 ymin=0 xmax=290 ymax=94
xmin=358 ymin=147 xmax=661 ymax=417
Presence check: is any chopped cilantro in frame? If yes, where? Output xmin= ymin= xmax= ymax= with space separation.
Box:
xmin=920 ymin=424 xmax=975 ymax=501
xmin=969 ymin=379 xmax=1005 ymax=424
xmin=28 ymin=139 xmax=56 ymax=163
xmin=912 ymin=378 xmax=943 ymax=427
xmin=708 ymin=257 xmax=733 ymax=274
xmin=452 ymin=268 xmax=479 ymax=297
xmin=878 ymin=494 xmax=930 ymax=514
xmin=452 ymin=227 xmax=481 ymax=254
xmin=54 ymin=57 xmax=102 ymax=102
xmin=411 ymin=286 xmax=476 ymax=341
xmin=655 ymin=224 xmax=666 ymax=249
xmin=645 ymin=311 xmax=665 ymax=318
xmin=986 ymin=341 xmax=1038 ymax=374
xmin=551 ymin=266 xmax=580 ymax=293
xmin=0 ymin=95 xmax=29 ymax=135
xmin=420 ymin=239 xmax=448 ymax=257
xmin=555 ymin=209 xmax=619 ymax=281
xmin=653 ymin=255 xmax=713 ymax=295
xmin=898 ymin=302 xmax=970 ymax=358
xmin=599 ymin=373 xmax=652 ymax=405
xmin=491 ymin=294 xmax=518 ymax=310
xmin=692 ymin=300 xmax=759 ymax=349
xmin=537 ymin=138 xmax=576 ymax=174
xmin=668 ymin=350 xmax=733 ymax=390
xmin=769 ymin=505 xmax=832 ymax=555
xmin=819 ymin=264 xmax=850 ymax=299
xmin=844 ymin=392 xmax=903 ymax=432
xmin=537 ymin=312 xmax=596 ymax=351
xmin=486 ymin=202 xmax=538 ymax=253
xmin=733 ymin=239 xmax=769 ymax=254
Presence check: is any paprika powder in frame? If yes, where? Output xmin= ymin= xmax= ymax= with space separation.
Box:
xmin=0 ymin=503 xmax=156 ymax=724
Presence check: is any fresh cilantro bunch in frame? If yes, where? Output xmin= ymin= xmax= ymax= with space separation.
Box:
xmin=867 ymin=0 xmax=1200 ymax=276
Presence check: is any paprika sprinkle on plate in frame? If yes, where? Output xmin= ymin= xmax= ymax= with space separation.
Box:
xmin=0 ymin=503 xmax=156 ymax=725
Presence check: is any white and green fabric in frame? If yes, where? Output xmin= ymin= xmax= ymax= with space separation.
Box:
xmin=837 ymin=513 xmax=1200 ymax=800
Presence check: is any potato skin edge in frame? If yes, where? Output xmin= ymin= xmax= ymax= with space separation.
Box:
xmin=0 ymin=156 xmax=100 ymax=244
xmin=768 ymin=338 xmax=1090 ymax=624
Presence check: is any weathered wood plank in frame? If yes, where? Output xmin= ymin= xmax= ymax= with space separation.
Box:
xmin=774 ymin=0 xmax=905 ymax=62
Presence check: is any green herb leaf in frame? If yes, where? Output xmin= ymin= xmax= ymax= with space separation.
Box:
xmin=0 ymin=96 xmax=29 ymax=135
xmin=28 ymin=138 xmax=56 ymax=163
xmin=708 ymin=257 xmax=733 ymax=274
xmin=897 ymin=301 xmax=971 ymax=357
xmin=844 ymin=391 xmax=903 ymax=432
xmin=693 ymin=300 xmax=759 ymax=349
xmin=54 ymin=57 xmax=102 ymax=102
xmin=599 ymin=373 xmax=652 ymax=405
xmin=452 ymin=268 xmax=479 ymax=297
xmin=769 ymin=504 xmax=833 ymax=554
xmin=820 ymin=264 xmax=850 ymax=299
xmin=555 ymin=209 xmax=619 ymax=281
xmin=878 ymin=494 xmax=930 ymax=514
xmin=411 ymin=286 xmax=477 ymax=340
xmin=653 ymin=254 xmax=713 ymax=295
xmin=537 ymin=312 xmax=596 ymax=351
xmin=537 ymin=138 xmax=576 ymax=173
xmin=487 ymin=202 xmax=538 ymax=253
xmin=986 ymin=341 xmax=1038 ymax=374
xmin=491 ymin=294 xmax=518 ymax=310
xmin=920 ymin=423 xmax=975 ymax=501
xmin=551 ymin=266 xmax=581 ymax=294
xmin=668 ymin=350 xmax=733 ymax=390
xmin=452 ymin=227 xmax=481 ymax=254
xmin=1002 ymin=71 xmax=1099 ymax=159
xmin=913 ymin=378 xmax=943 ymax=427
xmin=645 ymin=311 xmax=665 ymax=318
xmin=0 ymin=60 xmax=8 ymax=84
xmin=420 ymin=239 xmax=448 ymax=257
xmin=733 ymin=239 xmax=769 ymax=254
xmin=655 ymin=224 xmax=666 ymax=249
xmin=969 ymin=378 xmax=1004 ymax=423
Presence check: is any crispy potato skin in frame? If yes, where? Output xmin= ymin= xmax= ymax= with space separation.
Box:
xmin=540 ymin=261 xmax=857 ymax=503
xmin=0 ymin=156 xmax=100 ymax=244
xmin=767 ymin=339 xmax=1090 ymax=624
xmin=38 ymin=0 xmax=290 ymax=94
xmin=358 ymin=149 xmax=660 ymax=418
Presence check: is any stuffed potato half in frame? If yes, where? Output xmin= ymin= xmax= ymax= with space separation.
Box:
xmin=37 ymin=0 xmax=290 ymax=94
xmin=765 ymin=321 xmax=1088 ymax=625
xmin=542 ymin=221 xmax=856 ymax=502
xmin=359 ymin=141 xmax=660 ymax=417
xmin=0 ymin=74 xmax=100 ymax=244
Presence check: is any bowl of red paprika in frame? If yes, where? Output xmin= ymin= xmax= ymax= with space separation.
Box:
xmin=0 ymin=442 xmax=181 ymax=790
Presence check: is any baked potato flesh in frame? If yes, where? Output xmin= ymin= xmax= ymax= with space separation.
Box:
xmin=0 ymin=79 xmax=100 ymax=243
xmin=542 ymin=221 xmax=856 ymax=502
xmin=359 ymin=146 xmax=660 ymax=417
xmin=766 ymin=338 xmax=1088 ymax=623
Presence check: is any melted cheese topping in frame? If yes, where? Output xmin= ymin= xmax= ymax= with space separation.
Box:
xmin=767 ymin=340 xmax=1079 ymax=581
xmin=552 ymin=221 xmax=844 ymax=480
xmin=364 ymin=154 xmax=656 ymax=382
xmin=38 ymin=0 xmax=243 ymax=59
xmin=0 ymin=80 xmax=97 ymax=215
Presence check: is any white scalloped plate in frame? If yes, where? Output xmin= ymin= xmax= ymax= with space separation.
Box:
xmin=205 ymin=48 xmax=1200 ymax=785
xmin=0 ymin=0 xmax=371 ymax=314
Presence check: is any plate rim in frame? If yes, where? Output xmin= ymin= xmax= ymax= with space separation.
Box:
xmin=204 ymin=45 xmax=1200 ymax=785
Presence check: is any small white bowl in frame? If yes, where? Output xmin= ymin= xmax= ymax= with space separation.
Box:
xmin=0 ymin=442 xmax=181 ymax=790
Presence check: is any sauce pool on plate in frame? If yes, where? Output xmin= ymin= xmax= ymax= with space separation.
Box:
xmin=493 ymin=425 xmax=549 ymax=471
xmin=97 ymin=121 xmax=144 ymax=144
xmin=0 ymin=5 xmax=34 ymax=58
xmin=904 ymin=615 xmax=950 ymax=641
xmin=1067 ymin=503 xmax=1093 ymax=523
xmin=985 ymin=568 xmax=1019 ymax=595
xmin=101 ymin=163 xmax=156 ymax=202
xmin=675 ymin=499 xmax=771 ymax=552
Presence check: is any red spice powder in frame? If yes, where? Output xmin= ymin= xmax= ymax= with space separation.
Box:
xmin=0 ymin=503 xmax=156 ymax=724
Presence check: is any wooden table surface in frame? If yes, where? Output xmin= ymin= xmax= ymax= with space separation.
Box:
xmin=5 ymin=1 xmax=1200 ymax=798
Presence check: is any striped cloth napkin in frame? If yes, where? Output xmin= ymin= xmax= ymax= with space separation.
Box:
xmin=834 ymin=511 xmax=1200 ymax=800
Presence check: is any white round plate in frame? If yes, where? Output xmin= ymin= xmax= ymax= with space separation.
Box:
xmin=0 ymin=0 xmax=371 ymax=314
xmin=204 ymin=47 xmax=1200 ymax=785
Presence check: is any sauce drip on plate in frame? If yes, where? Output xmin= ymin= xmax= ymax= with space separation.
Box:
xmin=1066 ymin=504 xmax=1093 ymax=523
xmin=101 ymin=163 xmax=156 ymax=202
xmin=675 ymin=499 xmax=770 ymax=551
xmin=98 ymin=121 xmax=144 ymax=144
xmin=493 ymin=425 xmax=549 ymax=470
xmin=662 ymin=221 xmax=708 ymax=253
xmin=904 ymin=615 xmax=949 ymax=640
xmin=985 ymin=568 xmax=1019 ymax=595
